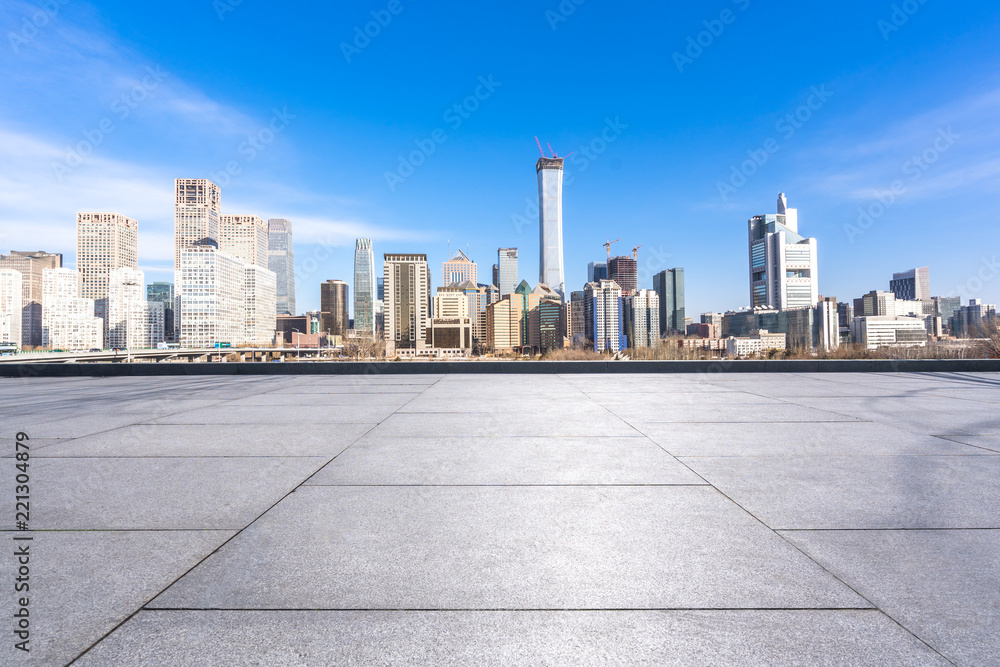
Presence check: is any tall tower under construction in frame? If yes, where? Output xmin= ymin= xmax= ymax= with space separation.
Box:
xmin=536 ymin=155 xmax=565 ymax=301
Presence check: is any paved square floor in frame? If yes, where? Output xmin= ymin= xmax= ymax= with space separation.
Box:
xmin=2 ymin=371 xmax=998 ymax=665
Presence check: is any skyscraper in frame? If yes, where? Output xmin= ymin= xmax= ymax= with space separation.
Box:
xmin=890 ymin=267 xmax=930 ymax=308
xmin=537 ymin=156 xmax=565 ymax=300
xmin=178 ymin=243 xmax=244 ymax=348
xmin=584 ymin=279 xmax=625 ymax=353
xmin=41 ymin=268 xmax=103 ymax=350
xmin=146 ymin=282 xmax=175 ymax=340
xmin=748 ymin=193 xmax=818 ymax=310
xmin=384 ymin=253 xmax=430 ymax=351
xmin=354 ymin=238 xmax=376 ymax=336
xmin=624 ymin=289 xmax=660 ymax=349
xmin=108 ymin=267 xmax=152 ymax=349
xmin=267 ymin=219 xmax=296 ymax=315
xmin=497 ymin=248 xmax=518 ymax=298
xmin=174 ymin=179 xmax=221 ymax=271
xmin=652 ymin=268 xmax=685 ymax=335
xmin=320 ymin=280 xmax=350 ymax=337
xmin=587 ymin=261 xmax=608 ymax=283
xmin=0 ymin=269 xmax=23 ymax=349
xmin=245 ymin=265 xmax=278 ymax=345
xmin=608 ymin=255 xmax=637 ymax=296
xmin=220 ymin=214 xmax=268 ymax=268
xmin=76 ymin=212 xmax=139 ymax=342
xmin=443 ymin=249 xmax=477 ymax=285
xmin=0 ymin=251 xmax=62 ymax=347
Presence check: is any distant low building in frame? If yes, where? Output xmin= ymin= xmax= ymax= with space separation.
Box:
xmin=850 ymin=316 xmax=929 ymax=350
xmin=725 ymin=330 xmax=787 ymax=358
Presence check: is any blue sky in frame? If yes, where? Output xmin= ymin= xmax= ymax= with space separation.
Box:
xmin=2 ymin=0 xmax=999 ymax=316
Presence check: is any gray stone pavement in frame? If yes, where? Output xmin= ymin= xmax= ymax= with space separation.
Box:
xmin=0 ymin=371 xmax=998 ymax=665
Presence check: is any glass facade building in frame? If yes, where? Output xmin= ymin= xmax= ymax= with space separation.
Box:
xmin=267 ymin=219 xmax=296 ymax=316
xmin=354 ymin=238 xmax=376 ymax=335
xmin=536 ymin=157 xmax=565 ymax=301
xmin=748 ymin=193 xmax=818 ymax=310
xmin=497 ymin=248 xmax=518 ymax=298
xmin=653 ymin=268 xmax=685 ymax=336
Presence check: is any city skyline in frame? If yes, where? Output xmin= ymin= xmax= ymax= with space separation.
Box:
xmin=2 ymin=2 xmax=998 ymax=317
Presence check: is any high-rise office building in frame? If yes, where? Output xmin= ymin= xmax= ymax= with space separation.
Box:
xmin=953 ymin=299 xmax=997 ymax=338
xmin=146 ymin=282 xmax=175 ymax=340
xmin=890 ymin=267 xmax=930 ymax=309
xmin=587 ymin=261 xmax=608 ymax=283
xmin=175 ymin=179 xmax=222 ymax=341
xmin=245 ymin=265 xmax=278 ymax=345
xmin=537 ymin=157 xmax=565 ymax=300
xmin=384 ymin=254 xmax=430 ymax=350
xmin=220 ymin=214 xmax=268 ymax=268
xmin=108 ymin=267 xmax=153 ymax=349
xmin=497 ymin=248 xmax=518 ymax=298
xmin=748 ymin=193 xmax=818 ymax=310
xmin=624 ymin=289 xmax=660 ymax=349
xmin=0 ymin=251 xmax=62 ymax=347
xmin=443 ymin=249 xmax=477 ymax=286
xmin=178 ymin=243 xmax=244 ymax=348
xmin=353 ymin=239 xmax=376 ymax=335
xmin=174 ymin=179 xmax=221 ymax=271
xmin=76 ymin=212 xmax=139 ymax=341
xmin=569 ymin=290 xmax=586 ymax=346
xmin=652 ymin=268 xmax=685 ymax=336
xmin=608 ymin=256 xmax=637 ymax=296
xmin=0 ymin=269 xmax=23 ymax=348
xmin=320 ymin=280 xmax=350 ymax=337
xmin=492 ymin=264 xmax=499 ymax=289
xmin=486 ymin=296 xmax=524 ymax=354
xmin=584 ymin=279 xmax=625 ymax=353
xmin=375 ymin=276 xmax=385 ymax=334
xmin=267 ymin=218 xmax=296 ymax=315
xmin=41 ymin=268 xmax=103 ymax=350
xmin=526 ymin=283 xmax=564 ymax=353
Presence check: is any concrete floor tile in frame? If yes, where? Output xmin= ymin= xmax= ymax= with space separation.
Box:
xmin=150 ymin=486 xmax=866 ymax=610
xmin=684 ymin=455 xmax=1000 ymax=529
xmin=0 ymin=530 xmax=234 ymax=667
xmin=77 ymin=609 xmax=947 ymax=666
xmin=33 ymin=423 xmax=371 ymax=458
xmin=784 ymin=529 xmax=1000 ymax=667
xmin=305 ymin=436 xmax=704 ymax=485
xmin=0 ymin=457 xmax=328 ymax=530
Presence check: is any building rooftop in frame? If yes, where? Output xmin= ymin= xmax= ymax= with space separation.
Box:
xmin=3 ymin=371 xmax=998 ymax=665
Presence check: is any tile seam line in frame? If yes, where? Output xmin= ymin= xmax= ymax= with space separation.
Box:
xmin=611 ymin=409 xmax=957 ymax=666
xmin=65 ymin=375 xmax=443 ymax=665
xmin=138 ymin=606 xmax=882 ymax=613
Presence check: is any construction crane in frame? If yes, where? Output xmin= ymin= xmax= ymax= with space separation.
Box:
xmin=603 ymin=238 xmax=621 ymax=262
xmin=632 ymin=244 xmax=643 ymax=260
xmin=534 ymin=137 xmax=574 ymax=160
